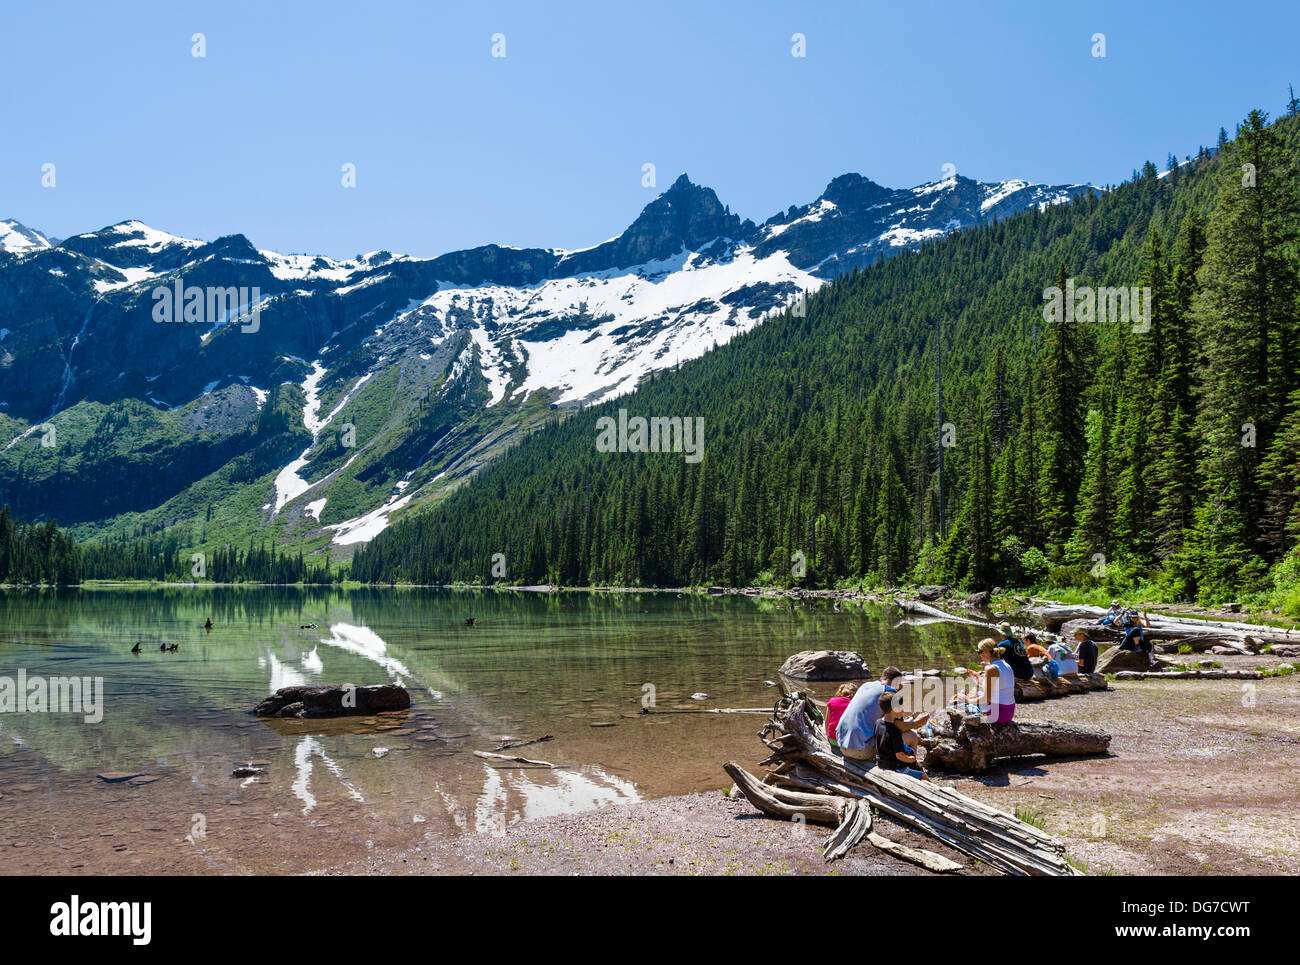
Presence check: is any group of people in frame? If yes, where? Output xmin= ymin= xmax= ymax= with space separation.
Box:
xmin=823 ymin=622 xmax=1103 ymax=781
xmin=826 ymin=666 xmax=934 ymax=779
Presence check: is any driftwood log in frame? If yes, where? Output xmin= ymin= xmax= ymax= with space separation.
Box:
xmin=1014 ymin=668 xmax=1108 ymax=701
xmin=1113 ymin=669 xmax=1264 ymax=680
xmin=730 ymin=697 xmax=1083 ymax=875
xmin=918 ymin=708 xmax=1111 ymax=772
xmin=1040 ymin=604 xmax=1293 ymax=648
xmin=723 ymin=762 xmax=962 ymax=871
xmin=472 ymin=750 xmax=561 ymax=767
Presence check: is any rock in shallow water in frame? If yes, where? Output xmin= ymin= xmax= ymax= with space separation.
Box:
xmin=253 ymin=684 xmax=411 ymax=718
xmin=779 ymin=650 xmax=870 ymax=680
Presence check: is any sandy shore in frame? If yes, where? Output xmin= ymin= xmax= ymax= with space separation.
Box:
xmin=334 ymin=650 xmax=1300 ymax=877
xmin=319 ymin=790 xmax=987 ymax=876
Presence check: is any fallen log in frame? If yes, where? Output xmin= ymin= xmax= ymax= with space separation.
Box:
xmin=724 ymin=761 xmax=960 ymax=871
xmin=896 ymin=597 xmax=998 ymax=630
xmin=739 ymin=697 xmax=1081 ymax=875
xmin=918 ymin=708 xmax=1111 ymax=773
xmin=493 ymin=735 xmax=555 ymax=750
xmin=1014 ymin=670 xmax=1109 ymax=702
xmin=472 ymin=750 xmax=562 ymax=767
xmin=1113 ymin=669 xmax=1264 ymax=680
xmin=1040 ymin=603 xmax=1291 ymax=646
xmin=865 ymin=831 xmax=964 ymax=873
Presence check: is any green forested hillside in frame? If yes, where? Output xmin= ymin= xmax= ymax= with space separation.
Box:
xmin=352 ymin=109 xmax=1300 ymax=611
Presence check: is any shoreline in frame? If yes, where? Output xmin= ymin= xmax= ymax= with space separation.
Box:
xmin=334 ymin=646 xmax=1300 ymax=877
xmin=17 ymin=581 xmax=1295 ymax=628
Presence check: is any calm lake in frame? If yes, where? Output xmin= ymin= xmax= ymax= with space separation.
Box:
xmin=0 ymin=587 xmax=987 ymax=873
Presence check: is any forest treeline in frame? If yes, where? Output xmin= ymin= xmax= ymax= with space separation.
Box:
xmin=0 ymin=508 xmax=336 ymax=585
xmin=0 ymin=506 xmax=82 ymax=584
xmin=350 ymin=108 xmax=1300 ymax=610
xmin=78 ymin=535 xmax=337 ymax=583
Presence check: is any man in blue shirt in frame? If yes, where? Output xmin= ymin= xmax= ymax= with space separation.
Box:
xmin=835 ymin=666 xmax=904 ymax=761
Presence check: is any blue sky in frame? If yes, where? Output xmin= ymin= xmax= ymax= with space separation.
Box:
xmin=5 ymin=0 xmax=1299 ymax=259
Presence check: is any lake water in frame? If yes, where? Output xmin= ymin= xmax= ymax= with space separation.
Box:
xmin=0 ymin=587 xmax=987 ymax=873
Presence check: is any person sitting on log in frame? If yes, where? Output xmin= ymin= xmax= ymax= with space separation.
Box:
xmin=951 ymin=638 xmax=1016 ymax=724
xmin=1116 ymin=608 xmax=1157 ymax=666
xmin=836 ymin=667 xmax=928 ymax=761
xmin=1072 ymin=627 xmax=1099 ymax=674
xmin=1047 ymin=639 xmax=1078 ymax=675
xmin=1099 ymin=599 xmax=1123 ymax=625
xmin=1023 ymin=632 xmax=1050 ymax=658
xmin=825 ymin=681 xmax=859 ymax=750
xmin=874 ymin=691 xmax=928 ymax=779
xmin=995 ymin=623 xmax=1034 ymax=680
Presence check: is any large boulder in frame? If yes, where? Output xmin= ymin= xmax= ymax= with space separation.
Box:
xmin=779 ymin=650 xmax=870 ymax=681
xmin=254 ymin=684 xmax=410 ymax=718
xmin=964 ymin=590 xmax=991 ymax=608
xmin=1094 ymin=646 xmax=1172 ymax=675
xmin=917 ymin=584 xmax=951 ymax=602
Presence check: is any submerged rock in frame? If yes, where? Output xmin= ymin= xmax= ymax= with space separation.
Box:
xmin=253 ymin=684 xmax=411 ymax=719
xmin=779 ymin=650 xmax=870 ymax=680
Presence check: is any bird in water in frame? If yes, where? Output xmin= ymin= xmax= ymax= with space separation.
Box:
xmin=159 ymin=643 xmax=168 ymax=652
xmin=168 ymin=643 xmax=179 ymax=652
xmin=204 ymin=618 xmax=213 ymax=631
xmin=299 ymin=623 xmax=318 ymax=630
xmin=130 ymin=642 xmax=142 ymax=654
xmin=465 ymin=617 xmax=477 ymax=627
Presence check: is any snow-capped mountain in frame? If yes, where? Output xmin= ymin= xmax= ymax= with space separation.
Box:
xmin=0 ymin=171 xmax=1089 ymax=548
xmin=0 ymin=219 xmax=55 ymax=254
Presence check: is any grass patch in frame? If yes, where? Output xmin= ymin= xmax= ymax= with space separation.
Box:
xmin=1014 ymin=805 xmax=1047 ymax=831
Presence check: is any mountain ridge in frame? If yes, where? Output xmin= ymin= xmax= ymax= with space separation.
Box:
xmin=0 ymin=168 xmax=1091 ymax=555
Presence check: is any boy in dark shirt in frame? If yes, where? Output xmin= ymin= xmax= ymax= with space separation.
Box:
xmin=874 ymin=691 xmax=926 ymax=779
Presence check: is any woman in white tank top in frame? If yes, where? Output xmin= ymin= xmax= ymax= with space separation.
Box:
xmin=951 ymin=638 xmax=1017 ymax=724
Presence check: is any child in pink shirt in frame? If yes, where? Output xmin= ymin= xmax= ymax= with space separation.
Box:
xmin=825 ymin=681 xmax=860 ymax=748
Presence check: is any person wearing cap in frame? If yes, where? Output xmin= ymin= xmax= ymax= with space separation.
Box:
xmin=1071 ymin=626 xmax=1098 ymax=673
xmin=1099 ymin=600 xmax=1123 ymax=626
xmin=996 ymin=622 xmax=1034 ymax=680
xmin=1117 ymin=608 xmax=1157 ymax=666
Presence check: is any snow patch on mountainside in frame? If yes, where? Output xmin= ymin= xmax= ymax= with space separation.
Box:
xmin=417 ymin=246 xmax=821 ymax=408
xmin=326 ymin=493 xmax=413 ymax=545
xmin=1 ymin=220 xmax=52 ymax=254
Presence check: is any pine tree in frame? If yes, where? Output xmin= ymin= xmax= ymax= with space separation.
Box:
xmin=1188 ymin=110 xmax=1300 ymax=593
xmin=1037 ymin=262 xmax=1087 ymax=555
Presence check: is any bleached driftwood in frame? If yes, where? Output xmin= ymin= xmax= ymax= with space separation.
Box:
xmin=723 ymin=761 xmax=961 ymax=871
xmin=733 ymin=697 xmax=1082 ymax=875
xmin=1112 ymin=669 xmax=1264 ymax=680
xmin=473 ymin=750 xmax=561 ymax=767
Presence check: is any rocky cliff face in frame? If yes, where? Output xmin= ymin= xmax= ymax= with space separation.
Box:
xmin=0 ymin=170 xmax=1090 ymax=547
